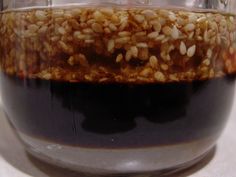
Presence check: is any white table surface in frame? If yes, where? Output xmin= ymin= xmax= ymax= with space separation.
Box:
xmin=0 ymin=95 xmax=235 ymax=177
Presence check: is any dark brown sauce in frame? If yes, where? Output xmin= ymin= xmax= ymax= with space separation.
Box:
xmin=1 ymin=73 xmax=235 ymax=148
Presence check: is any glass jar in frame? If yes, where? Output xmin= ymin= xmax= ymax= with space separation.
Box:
xmin=0 ymin=0 xmax=236 ymax=176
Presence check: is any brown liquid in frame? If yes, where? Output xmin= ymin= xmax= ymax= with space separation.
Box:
xmin=1 ymin=73 xmax=235 ymax=148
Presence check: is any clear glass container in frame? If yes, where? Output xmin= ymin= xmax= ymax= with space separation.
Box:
xmin=0 ymin=0 xmax=236 ymax=176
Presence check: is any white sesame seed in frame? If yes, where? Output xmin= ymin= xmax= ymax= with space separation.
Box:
xmin=58 ymin=27 xmax=66 ymax=35
xmin=116 ymin=53 xmax=123 ymax=63
xmin=153 ymin=22 xmax=162 ymax=32
xmin=180 ymin=41 xmax=187 ymax=55
xmin=91 ymin=23 xmax=103 ymax=33
xmin=125 ymin=50 xmax=132 ymax=61
xmin=149 ymin=56 xmax=158 ymax=69
xmin=85 ymin=39 xmax=95 ymax=44
xmin=203 ymin=59 xmax=210 ymax=66
xmin=187 ymin=45 xmax=196 ymax=57
xmin=35 ymin=10 xmax=47 ymax=21
xmin=197 ymin=16 xmax=207 ymax=23
xmin=155 ymin=35 xmax=165 ymax=41
xmin=130 ymin=46 xmax=138 ymax=58
xmin=171 ymin=26 xmax=179 ymax=39
xmin=204 ymin=30 xmax=210 ymax=42
xmin=115 ymin=37 xmax=130 ymax=44
xmin=162 ymin=26 xmax=172 ymax=36
xmin=107 ymin=39 xmax=115 ymax=52
xmin=141 ymin=10 xmax=157 ymax=19
xmin=109 ymin=23 xmax=117 ymax=31
xmin=134 ymin=14 xmax=145 ymax=23
xmin=137 ymin=43 xmax=148 ymax=48
xmin=100 ymin=8 xmax=114 ymax=16
xmin=184 ymin=23 xmax=195 ymax=32
xmin=154 ymin=72 xmax=166 ymax=82
xmin=207 ymin=48 xmax=213 ymax=58
xmin=118 ymin=31 xmax=131 ymax=37
xmin=148 ymin=31 xmax=159 ymax=39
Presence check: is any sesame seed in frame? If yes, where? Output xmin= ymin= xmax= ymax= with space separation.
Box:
xmin=184 ymin=23 xmax=195 ymax=32
xmin=91 ymin=23 xmax=103 ymax=33
xmin=116 ymin=54 xmax=123 ymax=63
xmin=137 ymin=43 xmax=148 ymax=48
xmin=107 ymin=39 xmax=115 ymax=52
xmin=154 ymin=72 xmax=166 ymax=82
xmin=180 ymin=41 xmax=187 ymax=55
xmin=187 ymin=45 xmax=196 ymax=57
xmin=130 ymin=46 xmax=138 ymax=58
xmin=148 ymin=31 xmax=159 ymax=39
xmin=171 ymin=26 xmax=179 ymax=39
xmin=149 ymin=56 xmax=158 ymax=69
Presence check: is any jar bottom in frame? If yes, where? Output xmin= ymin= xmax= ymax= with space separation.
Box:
xmin=18 ymin=131 xmax=218 ymax=177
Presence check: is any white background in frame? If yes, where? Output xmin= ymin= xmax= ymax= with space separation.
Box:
xmin=0 ymin=96 xmax=235 ymax=177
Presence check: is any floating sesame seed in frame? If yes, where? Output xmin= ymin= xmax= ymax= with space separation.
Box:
xmin=116 ymin=53 xmax=123 ymax=63
xmin=187 ymin=45 xmax=196 ymax=57
xmin=154 ymin=72 xmax=166 ymax=82
xmin=107 ymin=39 xmax=115 ymax=52
xmin=171 ymin=26 xmax=179 ymax=39
xmin=148 ymin=31 xmax=159 ymax=39
xmin=184 ymin=23 xmax=195 ymax=32
xmin=137 ymin=43 xmax=148 ymax=48
xmin=180 ymin=41 xmax=187 ymax=55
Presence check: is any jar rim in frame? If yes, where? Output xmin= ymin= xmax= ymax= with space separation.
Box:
xmin=1 ymin=0 xmax=236 ymax=14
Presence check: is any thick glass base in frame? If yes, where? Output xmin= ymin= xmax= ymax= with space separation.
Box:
xmin=19 ymin=132 xmax=218 ymax=177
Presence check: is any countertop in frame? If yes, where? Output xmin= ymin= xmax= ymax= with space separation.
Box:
xmin=0 ymin=96 xmax=235 ymax=177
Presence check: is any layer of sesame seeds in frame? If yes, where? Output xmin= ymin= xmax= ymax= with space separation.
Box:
xmin=0 ymin=7 xmax=236 ymax=83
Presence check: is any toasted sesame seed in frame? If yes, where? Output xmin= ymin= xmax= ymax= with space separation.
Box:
xmin=155 ymin=35 xmax=165 ymax=41
xmin=180 ymin=41 xmax=187 ymax=55
xmin=118 ymin=31 xmax=131 ymax=37
xmin=109 ymin=23 xmax=117 ymax=31
xmin=161 ymin=64 xmax=169 ymax=71
xmin=162 ymin=26 xmax=172 ymax=36
xmin=115 ymin=37 xmax=130 ymax=44
xmin=171 ymin=26 xmax=179 ymax=39
xmin=203 ymin=59 xmax=210 ymax=66
xmin=137 ymin=43 xmax=148 ymax=48
xmin=169 ymin=13 xmax=176 ymax=21
xmin=85 ymin=39 xmax=95 ymax=44
xmin=100 ymin=8 xmax=114 ymax=16
xmin=207 ymin=48 xmax=213 ymax=58
xmin=148 ymin=31 xmax=159 ymax=39
xmin=83 ymin=28 xmax=94 ymax=34
xmin=153 ymin=22 xmax=162 ymax=32
xmin=141 ymin=10 xmax=157 ymax=19
xmin=93 ymin=11 xmax=104 ymax=21
xmin=130 ymin=46 xmax=138 ymax=58
xmin=134 ymin=14 xmax=145 ymax=23
xmin=154 ymin=72 xmax=166 ymax=82
xmin=149 ymin=56 xmax=158 ymax=69
xmin=125 ymin=50 xmax=132 ymax=61
xmin=197 ymin=16 xmax=207 ymax=23
xmin=204 ymin=30 xmax=210 ymax=42
xmin=135 ymin=31 xmax=147 ymax=36
xmin=58 ymin=27 xmax=66 ymax=35
xmin=91 ymin=23 xmax=103 ymax=33
xmin=187 ymin=45 xmax=196 ymax=57
xmin=116 ymin=53 xmax=123 ymax=63
xmin=184 ymin=23 xmax=195 ymax=32
xmin=35 ymin=10 xmax=47 ymax=21
xmin=107 ymin=39 xmax=115 ymax=52
xmin=140 ymin=68 xmax=153 ymax=77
